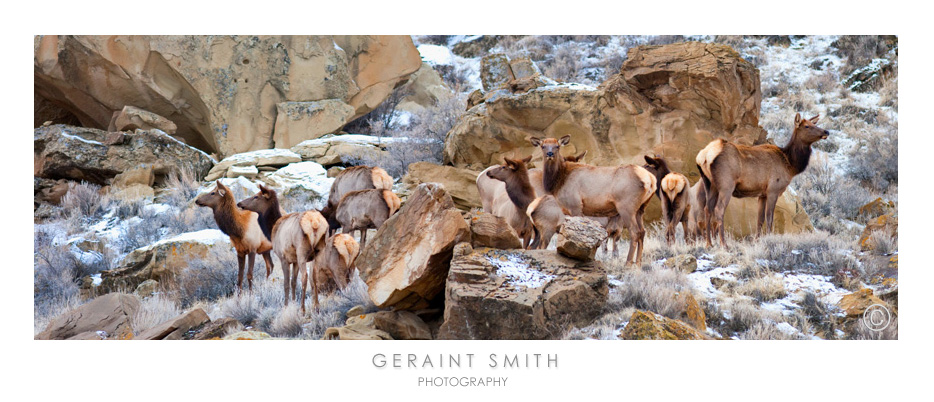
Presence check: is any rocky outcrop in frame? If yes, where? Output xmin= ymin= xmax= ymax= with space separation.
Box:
xmin=401 ymin=162 xmax=482 ymax=210
xmin=273 ymin=100 xmax=357 ymax=149
xmin=437 ymin=245 xmax=608 ymax=340
xmin=859 ymin=214 xmax=898 ymax=252
xmin=34 ymin=124 xmax=214 ymax=185
xmin=556 ymin=217 xmax=606 ymax=261
xmin=290 ymin=134 xmax=395 ymax=167
xmin=619 ymin=310 xmax=713 ymax=340
xmin=356 ymin=183 xmax=470 ymax=310
xmin=136 ymin=308 xmax=210 ymax=340
xmin=204 ymin=148 xmax=302 ymax=181
xmin=34 ymin=35 xmax=421 ymax=157
xmin=36 ymin=293 xmax=140 ymax=340
xmin=466 ymin=211 xmax=522 ymax=250
xmin=191 ymin=317 xmax=243 ymax=340
xmin=441 ymin=44 xmax=812 ymax=237
xmin=92 ymin=229 xmax=232 ymax=295
xmin=108 ymin=106 xmax=177 ymax=134
xmin=325 ymin=310 xmax=431 ymax=340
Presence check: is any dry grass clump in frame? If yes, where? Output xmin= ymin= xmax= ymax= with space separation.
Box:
xmin=132 ymin=294 xmax=182 ymax=335
xmin=735 ymin=275 xmax=787 ymax=302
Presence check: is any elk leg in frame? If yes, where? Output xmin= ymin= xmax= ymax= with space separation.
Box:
xmin=704 ymin=186 xmax=719 ymax=248
xmin=359 ymin=229 xmax=368 ymax=251
xmin=756 ymin=196 xmax=767 ymax=238
xmin=236 ymin=254 xmax=245 ymax=294
xmin=291 ymin=260 xmax=300 ymax=303
xmin=297 ymin=248 xmax=308 ymax=315
xmin=713 ymin=186 xmax=734 ymax=248
xmin=765 ymin=193 xmax=780 ymax=235
xmin=262 ymin=251 xmax=274 ymax=278
xmin=246 ymin=252 xmax=256 ymax=293
xmin=281 ymin=260 xmax=291 ymax=306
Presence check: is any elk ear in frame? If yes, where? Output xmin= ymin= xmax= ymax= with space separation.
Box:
xmin=216 ymin=185 xmax=227 ymax=197
xmin=559 ymin=135 xmax=571 ymax=146
xmin=809 ymin=115 xmax=820 ymax=124
xmin=644 ymin=155 xmax=657 ymax=165
xmin=520 ymin=155 xmax=533 ymax=165
xmin=529 ymin=137 xmax=542 ymax=147
xmin=794 ymin=113 xmax=802 ymax=126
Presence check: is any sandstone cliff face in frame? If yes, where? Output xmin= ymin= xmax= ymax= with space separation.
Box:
xmin=34 ymin=35 xmax=422 ymax=157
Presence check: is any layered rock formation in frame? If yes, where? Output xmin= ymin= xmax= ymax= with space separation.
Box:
xmin=34 ymin=35 xmax=422 ymax=157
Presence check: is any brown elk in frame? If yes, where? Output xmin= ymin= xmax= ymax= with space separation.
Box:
xmin=195 ymin=181 xmax=274 ymax=293
xmin=526 ymin=194 xmax=567 ymax=250
xmin=334 ymin=189 xmax=401 ymax=250
xmin=320 ymin=166 xmax=393 ymax=235
xmin=485 ymin=156 xmax=537 ymax=248
xmin=696 ymin=113 xmax=829 ymax=247
xmin=476 ymin=151 xmax=586 ymax=213
xmin=238 ymin=184 xmax=328 ymax=313
xmin=530 ymin=135 xmax=656 ymax=265
xmin=312 ymin=233 xmax=360 ymax=294
xmin=643 ymin=155 xmax=708 ymax=245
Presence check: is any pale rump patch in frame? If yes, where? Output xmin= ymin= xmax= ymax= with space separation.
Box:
xmin=696 ymin=139 xmax=725 ymax=179
xmin=382 ymin=190 xmax=401 ymax=216
xmin=332 ymin=233 xmax=360 ymax=268
xmin=661 ymin=173 xmax=687 ymax=202
xmin=633 ymin=165 xmax=657 ymax=205
xmin=300 ymin=211 xmax=328 ymax=250
xmin=371 ymin=167 xmax=393 ymax=190
xmin=526 ymin=196 xmax=544 ymax=222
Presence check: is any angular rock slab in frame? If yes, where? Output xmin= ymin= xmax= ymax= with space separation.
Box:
xmin=136 ymin=308 xmax=210 ymax=340
xmin=357 ymin=183 xmax=470 ymax=310
xmin=438 ymin=248 xmax=607 ymax=340
xmin=556 ymin=216 xmax=606 ymax=261
xmin=466 ymin=211 xmax=522 ymax=250
xmin=36 ymin=293 xmax=140 ymax=340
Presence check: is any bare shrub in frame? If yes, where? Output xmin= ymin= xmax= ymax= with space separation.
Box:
xmin=846 ymin=128 xmax=898 ymax=192
xmin=740 ymin=321 xmax=799 ymax=340
xmin=735 ymin=275 xmax=787 ymax=302
xmin=161 ymin=165 xmax=201 ymax=209
xmin=745 ymin=232 xmax=860 ymax=277
xmin=133 ymin=294 xmax=181 ymax=335
xmin=801 ymin=291 xmax=840 ymax=338
xmin=61 ymin=181 xmax=105 ymax=219
xmin=542 ymin=42 xmax=582 ymax=83
xmin=831 ymin=35 xmax=897 ymax=76
xmin=614 ymin=266 xmax=693 ymax=320
xmin=177 ymin=248 xmax=239 ymax=307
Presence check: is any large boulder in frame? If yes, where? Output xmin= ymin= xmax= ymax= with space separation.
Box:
xmin=437 ymin=246 xmax=608 ymax=340
xmin=272 ymin=100 xmax=357 ymax=149
xmin=91 ymin=229 xmax=232 ymax=295
xmin=34 ymin=35 xmax=421 ymax=157
xmin=290 ymin=134 xmax=396 ymax=167
xmin=34 ymin=124 xmax=214 ymax=185
xmin=356 ymin=183 xmax=470 ymax=310
xmin=107 ymin=105 xmax=177 ymax=134
xmin=204 ymin=148 xmax=302 ymax=181
xmin=402 ymin=162 xmax=482 ymax=210
xmin=441 ymin=44 xmax=812 ymax=237
xmin=36 ymin=293 xmax=140 ymax=340
xmin=556 ymin=216 xmax=606 ymax=261
xmin=466 ymin=211 xmax=522 ymax=250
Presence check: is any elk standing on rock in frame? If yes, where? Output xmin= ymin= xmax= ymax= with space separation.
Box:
xmin=531 ymin=135 xmax=656 ymax=265
xmin=238 ymin=184 xmax=328 ymax=313
xmin=312 ymin=233 xmax=360 ymax=295
xmin=696 ymin=113 xmax=829 ymax=247
xmin=195 ymin=181 xmax=274 ymax=293
xmin=335 ymin=189 xmax=401 ymax=251
xmin=321 ymin=166 xmax=393 ymax=235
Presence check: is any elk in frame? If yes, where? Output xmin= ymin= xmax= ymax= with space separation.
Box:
xmin=643 ymin=155 xmax=708 ymax=245
xmin=526 ymin=194 xmax=566 ymax=250
xmin=476 ymin=151 xmax=585 ymax=213
xmin=334 ymin=189 xmax=401 ymax=251
xmin=530 ymin=135 xmax=656 ymax=265
xmin=321 ymin=166 xmax=393 ymax=235
xmin=195 ymin=181 xmax=274 ymax=293
xmin=696 ymin=113 xmax=829 ymax=247
xmin=484 ymin=156 xmax=538 ymax=248
xmin=312 ymin=233 xmax=360 ymax=294
xmin=238 ymin=184 xmax=328 ymax=313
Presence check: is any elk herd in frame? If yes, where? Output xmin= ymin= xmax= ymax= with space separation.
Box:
xmin=195 ymin=112 xmax=828 ymax=312
xmin=479 ymin=113 xmax=829 ymax=264
xmin=196 ymin=165 xmax=399 ymax=313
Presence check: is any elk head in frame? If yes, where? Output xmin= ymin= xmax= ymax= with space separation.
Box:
xmin=486 ymin=155 xmax=533 ymax=182
xmin=530 ymin=135 xmax=571 ymax=162
xmin=195 ymin=181 xmax=230 ymax=209
xmin=794 ymin=113 xmax=830 ymax=144
xmin=237 ymin=184 xmax=278 ymax=213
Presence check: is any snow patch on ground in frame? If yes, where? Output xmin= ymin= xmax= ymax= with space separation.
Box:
xmin=418 ymin=44 xmax=454 ymax=66
xmin=488 ymin=253 xmax=556 ymax=289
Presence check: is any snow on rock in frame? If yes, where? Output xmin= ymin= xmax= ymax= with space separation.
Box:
xmin=487 ymin=253 xmax=556 ymax=289
xmin=265 ymin=161 xmax=334 ymax=203
xmin=144 ymin=229 xmax=230 ymax=250
xmin=418 ymin=44 xmax=454 ymax=66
